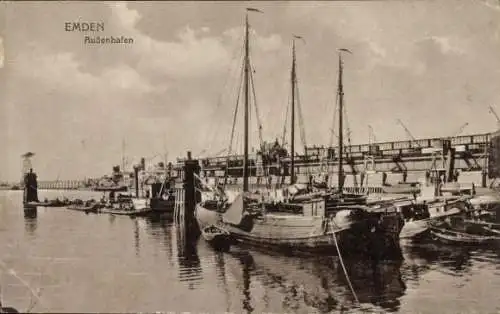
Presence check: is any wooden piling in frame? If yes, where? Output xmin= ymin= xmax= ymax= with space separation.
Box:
xmin=133 ymin=166 xmax=140 ymax=198
xmin=183 ymin=151 xmax=201 ymax=235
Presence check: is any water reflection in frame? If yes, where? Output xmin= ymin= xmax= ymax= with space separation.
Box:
xmin=342 ymin=258 xmax=405 ymax=311
xmin=225 ymin=248 xmax=405 ymax=313
xmin=402 ymin=241 xmax=473 ymax=277
xmin=175 ymin=225 xmax=202 ymax=289
xmin=145 ymin=214 xmax=175 ymax=266
xmin=237 ymin=252 xmax=254 ymax=314
xmin=3 ymin=191 xmax=500 ymax=313
xmin=23 ymin=206 xmax=37 ymax=236
xmin=133 ymin=219 xmax=140 ymax=257
xmin=213 ymin=251 xmax=232 ymax=312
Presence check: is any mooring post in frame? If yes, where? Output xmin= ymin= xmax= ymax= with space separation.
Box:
xmin=183 ymin=151 xmax=201 ymax=235
xmin=23 ymin=168 xmax=39 ymax=204
xmin=133 ymin=165 xmax=140 ymax=198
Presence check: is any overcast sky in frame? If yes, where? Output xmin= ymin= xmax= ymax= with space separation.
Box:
xmin=1 ymin=0 xmax=500 ymax=181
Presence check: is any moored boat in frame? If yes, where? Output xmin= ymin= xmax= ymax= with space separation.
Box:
xmin=463 ymin=219 xmax=500 ymax=235
xmin=429 ymin=225 xmax=499 ymax=245
xmin=196 ymin=9 xmax=403 ymax=259
xmin=66 ymin=203 xmax=101 ymax=214
xmin=201 ymin=224 xmax=232 ymax=251
xmin=483 ymin=225 xmax=500 ymax=235
xmin=197 ymin=192 xmax=403 ymax=258
xmin=100 ymin=206 xmax=153 ymax=217
xmin=428 ymin=216 xmax=500 ymax=245
xmin=93 ymin=185 xmax=128 ymax=192
xmin=391 ymin=194 xmax=469 ymax=240
xmin=131 ymin=197 xmax=149 ymax=211
xmin=25 ymin=198 xmax=70 ymax=208
xmin=24 ymin=201 xmax=49 ymax=207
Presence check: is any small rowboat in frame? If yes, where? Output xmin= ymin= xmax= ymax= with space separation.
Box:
xmin=201 ymin=224 xmax=232 ymax=251
xmin=24 ymin=201 xmax=45 ymax=207
xmin=429 ymin=225 xmax=499 ymax=245
xmin=463 ymin=219 xmax=500 ymax=235
xmin=100 ymin=207 xmax=153 ymax=217
xmin=67 ymin=204 xmax=100 ymax=214
xmin=25 ymin=200 xmax=68 ymax=207
xmin=483 ymin=226 xmax=500 ymax=235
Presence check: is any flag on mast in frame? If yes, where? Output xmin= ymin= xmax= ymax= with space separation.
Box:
xmin=338 ymin=48 xmax=353 ymax=54
xmin=293 ymin=34 xmax=306 ymax=44
xmin=246 ymin=8 xmax=264 ymax=13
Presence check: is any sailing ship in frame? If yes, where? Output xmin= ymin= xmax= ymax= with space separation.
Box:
xmin=195 ymin=8 xmax=403 ymax=259
xmin=261 ymin=37 xmax=366 ymax=210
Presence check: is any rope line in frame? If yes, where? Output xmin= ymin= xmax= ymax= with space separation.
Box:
xmin=328 ymin=222 xmax=359 ymax=304
xmin=223 ymin=60 xmax=245 ymax=187
xmin=281 ymin=93 xmax=290 ymax=148
xmin=249 ymin=59 xmax=264 ymax=149
xmin=204 ymin=36 xmax=246 ymax=153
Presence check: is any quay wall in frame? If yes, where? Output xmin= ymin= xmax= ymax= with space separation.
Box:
xmin=175 ymin=131 xmax=498 ymax=188
xmin=26 ymin=131 xmax=500 ymax=191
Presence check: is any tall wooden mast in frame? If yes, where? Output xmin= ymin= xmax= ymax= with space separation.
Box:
xmin=242 ymin=8 xmax=263 ymax=192
xmin=243 ymin=12 xmax=250 ymax=192
xmin=290 ymin=39 xmax=297 ymax=185
xmin=337 ymin=51 xmax=344 ymax=191
xmin=336 ymin=48 xmax=352 ymax=191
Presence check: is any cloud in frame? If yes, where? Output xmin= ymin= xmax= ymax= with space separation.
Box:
xmin=427 ymin=36 xmax=466 ymax=55
xmin=2 ymin=1 xmax=499 ymax=181
xmin=255 ymin=33 xmax=282 ymax=52
xmin=102 ymin=65 xmax=154 ymax=93
xmin=0 ymin=36 xmax=3 ymax=68
xmin=110 ymin=1 xmax=141 ymax=30
xmin=12 ymin=45 xmax=155 ymax=108
xmin=108 ymin=3 xmax=286 ymax=80
xmin=286 ymin=2 xmax=477 ymax=75
xmin=481 ymin=0 xmax=500 ymax=12
xmin=108 ymin=3 xmax=233 ymax=79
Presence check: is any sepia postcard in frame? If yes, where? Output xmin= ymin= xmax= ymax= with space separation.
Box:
xmin=1 ymin=1 xmax=500 ymax=313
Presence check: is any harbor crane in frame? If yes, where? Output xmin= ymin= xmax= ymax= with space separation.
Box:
xmin=368 ymin=125 xmax=377 ymax=144
xmin=450 ymin=122 xmax=469 ymax=139
xmin=396 ymin=119 xmax=421 ymax=148
xmin=489 ymin=105 xmax=500 ymax=128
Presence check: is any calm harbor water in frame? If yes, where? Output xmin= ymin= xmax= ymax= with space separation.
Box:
xmin=1 ymin=190 xmax=500 ymax=313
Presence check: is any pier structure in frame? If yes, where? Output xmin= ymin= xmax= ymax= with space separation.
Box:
xmin=36 ymin=180 xmax=85 ymax=190
xmin=173 ymin=132 xmax=496 ymax=190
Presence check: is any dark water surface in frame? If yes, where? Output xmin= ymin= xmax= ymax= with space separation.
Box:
xmin=1 ymin=190 xmax=500 ymax=313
